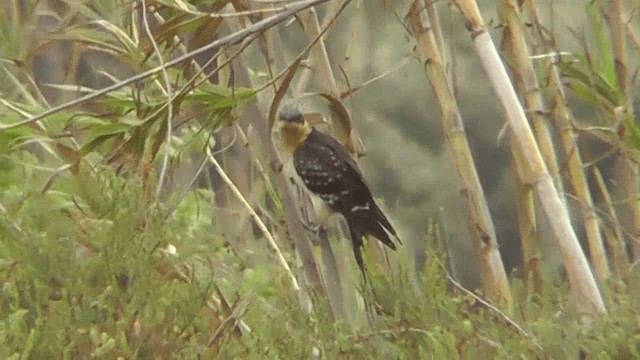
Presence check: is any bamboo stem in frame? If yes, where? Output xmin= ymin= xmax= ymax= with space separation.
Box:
xmin=298 ymin=2 xmax=366 ymax=156
xmin=606 ymin=0 xmax=640 ymax=261
xmin=546 ymin=58 xmax=610 ymax=280
xmin=510 ymin=140 xmax=544 ymax=296
xmin=450 ymin=0 xmax=605 ymax=314
xmin=407 ymin=0 xmax=513 ymax=310
xmin=500 ymin=0 xmax=610 ymax=281
xmin=497 ymin=0 xmax=544 ymax=295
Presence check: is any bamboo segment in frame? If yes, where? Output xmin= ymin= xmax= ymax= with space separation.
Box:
xmin=499 ymin=0 xmax=610 ymax=281
xmin=407 ymin=1 xmax=513 ymax=310
xmin=510 ymin=137 xmax=544 ymax=296
xmin=497 ymin=0 xmax=544 ymax=294
xmin=451 ymin=0 xmax=606 ymax=314
xmin=546 ymin=61 xmax=610 ymax=281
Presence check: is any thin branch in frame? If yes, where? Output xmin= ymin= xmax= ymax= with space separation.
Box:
xmin=205 ymin=145 xmax=300 ymax=292
xmin=205 ymin=290 xmax=254 ymax=348
xmin=436 ymin=260 xmax=543 ymax=352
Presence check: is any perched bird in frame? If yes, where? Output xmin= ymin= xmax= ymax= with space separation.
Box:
xmin=272 ymin=100 xmax=401 ymax=279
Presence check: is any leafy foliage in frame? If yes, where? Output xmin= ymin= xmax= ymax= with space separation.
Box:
xmin=1 ymin=172 xmax=640 ymax=357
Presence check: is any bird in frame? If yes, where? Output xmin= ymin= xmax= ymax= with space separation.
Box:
xmin=272 ymin=99 xmax=401 ymax=280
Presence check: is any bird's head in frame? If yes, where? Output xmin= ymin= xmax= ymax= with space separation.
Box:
xmin=273 ymin=99 xmax=311 ymax=149
xmin=277 ymin=99 xmax=305 ymax=125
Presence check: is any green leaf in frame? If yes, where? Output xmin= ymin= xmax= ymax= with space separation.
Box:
xmin=586 ymin=2 xmax=618 ymax=89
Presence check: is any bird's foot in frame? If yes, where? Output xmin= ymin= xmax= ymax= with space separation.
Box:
xmin=301 ymin=221 xmax=327 ymax=240
xmin=302 ymin=220 xmax=320 ymax=234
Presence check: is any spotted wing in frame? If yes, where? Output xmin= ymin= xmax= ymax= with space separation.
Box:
xmin=292 ymin=129 xmax=371 ymax=214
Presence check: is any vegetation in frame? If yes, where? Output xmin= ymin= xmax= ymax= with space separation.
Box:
xmin=1 ymin=0 xmax=639 ymax=358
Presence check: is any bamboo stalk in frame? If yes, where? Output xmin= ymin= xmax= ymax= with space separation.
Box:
xmin=297 ymin=3 xmax=366 ymax=156
xmin=510 ymin=139 xmax=544 ymax=296
xmin=450 ymin=0 xmax=606 ymax=314
xmin=606 ymin=0 xmax=640 ymax=261
xmin=497 ymin=0 xmax=544 ymax=295
xmin=546 ymin=58 xmax=611 ymax=280
xmin=500 ymin=0 xmax=610 ymax=281
xmin=407 ymin=0 xmax=513 ymax=310
xmin=294 ymin=0 xmax=350 ymax=99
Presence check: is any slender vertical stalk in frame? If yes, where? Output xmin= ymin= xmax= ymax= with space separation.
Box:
xmin=497 ymin=0 xmax=544 ymax=294
xmin=593 ymin=167 xmax=630 ymax=276
xmin=407 ymin=0 xmax=513 ymax=310
xmin=205 ymin=147 xmax=301 ymax=292
xmin=511 ymin=141 xmax=544 ymax=296
xmin=450 ymin=0 xmax=606 ymax=314
xmin=606 ymin=0 xmax=640 ymax=261
xmin=297 ymin=3 xmax=365 ymax=156
xmin=546 ymin=58 xmax=610 ymax=280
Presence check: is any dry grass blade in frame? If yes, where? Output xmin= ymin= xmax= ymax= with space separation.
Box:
xmin=314 ymin=92 xmax=358 ymax=157
xmin=206 ymin=289 xmax=254 ymax=349
xmin=339 ymin=57 xmax=411 ymax=99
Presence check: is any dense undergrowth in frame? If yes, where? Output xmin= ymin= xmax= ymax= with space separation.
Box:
xmin=1 ymin=166 xmax=639 ymax=358
xmin=1 ymin=0 xmax=640 ymax=358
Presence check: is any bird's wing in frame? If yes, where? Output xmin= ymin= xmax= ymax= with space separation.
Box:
xmin=293 ymin=129 xmax=372 ymax=213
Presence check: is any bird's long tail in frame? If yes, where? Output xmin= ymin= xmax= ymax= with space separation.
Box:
xmin=345 ymin=202 xmax=400 ymax=281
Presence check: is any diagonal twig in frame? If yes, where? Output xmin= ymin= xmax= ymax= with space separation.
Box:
xmin=205 ymin=144 xmax=300 ymax=292
xmin=435 ymin=260 xmax=543 ymax=352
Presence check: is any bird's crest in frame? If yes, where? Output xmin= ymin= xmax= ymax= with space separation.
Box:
xmin=278 ymin=98 xmax=304 ymax=124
